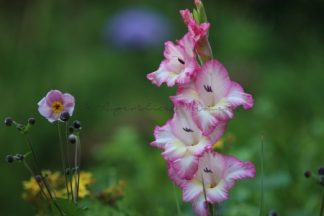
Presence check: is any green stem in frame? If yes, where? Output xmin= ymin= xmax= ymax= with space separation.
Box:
xmin=259 ymin=135 xmax=265 ymax=216
xmin=320 ymin=191 xmax=324 ymax=216
xmin=172 ymin=184 xmax=182 ymax=216
xmin=76 ymin=133 xmax=81 ymax=203
xmin=57 ymin=122 xmax=70 ymax=200
xmin=24 ymin=160 xmax=64 ymax=216
xmin=23 ymin=135 xmax=41 ymax=173
xmin=23 ymin=160 xmax=49 ymax=202
xmin=22 ymin=136 xmax=64 ymax=215
xmin=65 ymin=122 xmax=73 ymax=201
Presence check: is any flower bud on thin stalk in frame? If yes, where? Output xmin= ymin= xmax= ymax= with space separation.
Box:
xmin=28 ymin=117 xmax=36 ymax=125
xmin=4 ymin=117 xmax=13 ymax=126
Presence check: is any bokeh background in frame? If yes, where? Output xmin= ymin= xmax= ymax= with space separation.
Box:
xmin=1 ymin=0 xmax=324 ymax=215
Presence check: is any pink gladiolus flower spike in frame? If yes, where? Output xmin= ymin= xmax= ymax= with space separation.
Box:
xmin=147 ymin=33 xmax=200 ymax=87
xmin=151 ymin=105 xmax=225 ymax=179
xmin=171 ymin=59 xmax=253 ymax=135
xmin=38 ymin=90 xmax=75 ymax=123
xmin=169 ymin=150 xmax=255 ymax=216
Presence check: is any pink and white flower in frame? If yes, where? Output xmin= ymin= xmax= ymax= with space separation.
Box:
xmin=38 ymin=90 xmax=75 ymax=123
xmin=147 ymin=33 xmax=199 ymax=87
xmin=171 ymin=59 xmax=253 ymax=135
xmin=180 ymin=9 xmax=210 ymax=43
xmin=169 ymin=150 xmax=255 ymax=216
xmin=152 ymin=105 xmax=225 ymax=179
xmin=180 ymin=9 xmax=212 ymax=61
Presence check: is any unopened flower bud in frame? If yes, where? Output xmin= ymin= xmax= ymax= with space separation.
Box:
xmin=304 ymin=171 xmax=312 ymax=178
xmin=35 ymin=175 xmax=42 ymax=183
xmin=4 ymin=117 xmax=13 ymax=127
xmin=68 ymin=134 xmax=77 ymax=144
xmin=268 ymin=210 xmax=278 ymax=216
xmin=73 ymin=120 xmax=81 ymax=129
xmin=28 ymin=117 xmax=36 ymax=125
xmin=6 ymin=155 xmax=14 ymax=163
xmin=60 ymin=111 xmax=70 ymax=122
xmin=318 ymin=167 xmax=324 ymax=175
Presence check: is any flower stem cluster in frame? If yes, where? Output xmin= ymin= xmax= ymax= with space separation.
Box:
xmin=147 ymin=1 xmax=255 ymax=215
xmin=3 ymin=89 xmax=83 ymax=215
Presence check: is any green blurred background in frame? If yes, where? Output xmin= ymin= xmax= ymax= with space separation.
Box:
xmin=1 ymin=0 xmax=324 ymax=215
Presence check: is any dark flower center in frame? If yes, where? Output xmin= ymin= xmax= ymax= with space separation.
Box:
xmin=203 ymin=85 xmax=213 ymax=92
xmin=183 ymin=127 xmax=193 ymax=133
xmin=178 ymin=58 xmax=185 ymax=65
xmin=203 ymin=167 xmax=213 ymax=173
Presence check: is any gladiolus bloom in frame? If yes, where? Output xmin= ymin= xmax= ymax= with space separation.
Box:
xmin=171 ymin=60 xmax=253 ymax=135
xmin=152 ymin=105 xmax=225 ymax=179
xmin=168 ymin=150 xmax=255 ymax=216
xmin=38 ymin=90 xmax=75 ymax=123
xmin=147 ymin=33 xmax=199 ymax=87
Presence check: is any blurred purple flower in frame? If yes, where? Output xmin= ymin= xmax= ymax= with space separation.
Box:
xmin=104 ymin=7 xmax=172 ymax=50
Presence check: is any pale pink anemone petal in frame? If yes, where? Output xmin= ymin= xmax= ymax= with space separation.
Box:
xmin=147 ymin=33 xmax=199 ymax=87
xmin=180 ymin=9 xmax=210 ymax=43
xmin=172 ymin=59 xmax=253 ymax=135
xmin=38 ymin=97 xmax=55 ymax=122
xmin=45 ymin=90 xmax=63 ymax=106
xmin=177 ymin=150 xmax=255 ymax=216
xmin=38 ymin=89 xmax=75 ymax=123
xmin=151 ymin=105 xmax=224 ymax=179
xmin=62 ymin=93 xmax=75 ymax=116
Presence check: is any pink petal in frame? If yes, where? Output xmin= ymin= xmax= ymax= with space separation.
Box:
xmin=206 ymin=180 xmax=229 ymax=203
xmin=170 ymin=83 xmax=198 ymax=106
xmin=195 ymin=60 xmax=232 ymax=103
xmin=62 ymin=93 xmax=75 ymax=116
xmin=224 ymin=155 xmax=256 ymax=181
xmin=45 ymin=90 xmax=63 ymax=105
xmin=172 ymin=154 xmax=199 ymax=180
xmin=162 ymin=141 xmax=187 ymax=161
xmin=151 ymin=120 xmax=174 ymax=149
xmin=192 ymin=104 xmax=219 ymax=135
xmin=191 ymin=195 xmax=209 ymax=216
xmin=38 ymin=97 xmax=54 ymax=122
xmin=182 ymin=179 xmax=203 ymax=202
xmin=227 ymin=82 xmax=254 ymax=109
xmin=167 ymin=162 xmax=186 ymax=188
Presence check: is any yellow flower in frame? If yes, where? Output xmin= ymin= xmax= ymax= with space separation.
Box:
xmin=97 ymin=180 xmax=127 ymax=205
xmin=70 ymin=171 xmax=94 ymax=198
xmin=22 ymin=177 xmax=40 ymax=197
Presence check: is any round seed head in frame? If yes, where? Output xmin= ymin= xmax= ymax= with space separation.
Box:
xmin=6 ymin=155 xmax=14 ymax=163
xmin=4 ymin=117 xmax=13 ymax=126
xmin=73 ymin=120 xmax=81 ymax=129
xmin=60 ymin=111 xmax=70 ymax=122
xmin=68 ymin=134 xmax=77 ymax=144
xmin=28 ymin=117 xmax=36 ymax=125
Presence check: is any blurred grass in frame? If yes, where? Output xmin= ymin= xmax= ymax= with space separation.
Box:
xmin=0 ymin=0 xmax=324 ymax=215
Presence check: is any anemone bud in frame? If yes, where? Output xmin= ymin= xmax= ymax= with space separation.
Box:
xmin=73 ymin=120 xmax=81 ymax=129
xmin=60 ymin=111 xmax=70 ymax=122
xmin=68 ymin=134 xmax=77 ymax=144
xmin=4 ymin=117 xmax=13 ymax=127
xmin=28 ymin=117 xmax=36 ymax=125
xmin=6 ymin=155 xmax=14 ymax=163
